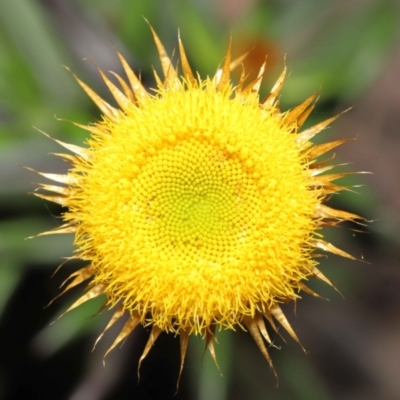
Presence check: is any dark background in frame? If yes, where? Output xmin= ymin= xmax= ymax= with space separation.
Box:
xmin=1 ymin=0 xmax=400 ymax=399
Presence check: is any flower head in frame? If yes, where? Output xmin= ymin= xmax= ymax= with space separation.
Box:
xmin=33 ymin=28 xmax=361 ymax=380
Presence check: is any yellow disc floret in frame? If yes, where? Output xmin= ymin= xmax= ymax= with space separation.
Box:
xmin=69 ymin=84 xmax=319 ymax=333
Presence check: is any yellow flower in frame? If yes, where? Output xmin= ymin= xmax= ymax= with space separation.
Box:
xmin=33 ymin=28 xmax=361 ymax=380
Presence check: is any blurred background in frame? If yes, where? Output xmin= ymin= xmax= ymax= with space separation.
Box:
xmin=1 ymin=0 xmax=400 ymax=399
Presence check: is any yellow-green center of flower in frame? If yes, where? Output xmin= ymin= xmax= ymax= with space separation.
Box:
xmin=134 ymin=139 xmax=258 ymax=264
xmin=71 ymin=83 xmax=320 ymax=332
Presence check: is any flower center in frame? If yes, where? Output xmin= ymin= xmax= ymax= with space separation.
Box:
xmin=131 ymin=139 xmax=260 ymax=267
